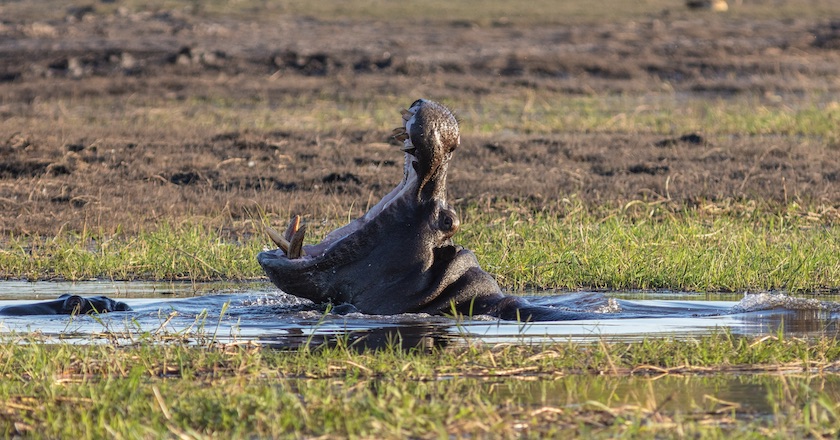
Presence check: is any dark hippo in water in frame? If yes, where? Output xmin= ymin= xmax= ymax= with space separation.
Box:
xmin=0 ymin=294 xmax=130 ymax=316
xmin=258 ymin=99 xmax=585 ymax=321
xmin=1 ymin=99 xmax=587 ymax=321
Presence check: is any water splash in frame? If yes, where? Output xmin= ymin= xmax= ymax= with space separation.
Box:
xmin=733 ymin=292 xmax=840 ymax=313
xmin=527 ymin=291 xmax=622 ymax=314
xmin=594 ymin=298 xmax=622 ymax=314
xmin=240 ymin=291 xmax=314 ymax=308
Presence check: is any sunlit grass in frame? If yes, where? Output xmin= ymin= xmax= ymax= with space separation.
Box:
xmin=1 ymin=331 xmax=840 ymax=438
xmin=462 ymin=202 xmax=840 ymax=292
xmin=0 ymin=223 xmax=265 ymax=281
xmin=2 ymin=202 xmax=839 ymax=292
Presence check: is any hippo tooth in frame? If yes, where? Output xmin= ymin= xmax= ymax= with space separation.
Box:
xmin=287 ymin=223 xmax=307 ymax=259
xmin=265 ymin=224 xmax=290 ymax=254
xmin=283 ymin=214 xmax=302 ymax=241
xmin=400 ymin=109 xmax=414 ymax=121
xmin=392 ymin=126 xmax=409 ymax=142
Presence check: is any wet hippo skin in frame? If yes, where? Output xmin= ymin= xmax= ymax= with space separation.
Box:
xmin=258 ymin=99 xmax=591 ymax=321
xmin=0 ymin=294 xmax=131 ymax=316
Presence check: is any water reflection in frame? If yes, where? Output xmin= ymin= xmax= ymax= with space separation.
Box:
xmin=279 ymin=372 xmax=840 ymax=423
xmin=0 ymin=280 xmax=264 ymax=300
xmin=451 ymin=373 xmax=840 ymax=416
xmin=736 ymin=308 xmax=840 ymax=336
xmin=254 ymin=323 xmax=452 ymax=352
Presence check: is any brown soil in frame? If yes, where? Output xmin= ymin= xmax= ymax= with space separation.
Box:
xmin=1 ymin=5 xmax=840 ymax=235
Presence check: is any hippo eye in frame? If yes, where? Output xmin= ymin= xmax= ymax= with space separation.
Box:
xmin=437 ymin=208 xmax=459 ymax=235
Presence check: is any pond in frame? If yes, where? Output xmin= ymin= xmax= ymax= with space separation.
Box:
xmin=1 ymin=281 xmax=838 ymax=349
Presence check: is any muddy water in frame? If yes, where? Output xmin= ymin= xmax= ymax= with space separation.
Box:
xmin=310 ymin=373 xmax=840 ymax=420
xmin=0 ymin=281 xmax=838 ymax=348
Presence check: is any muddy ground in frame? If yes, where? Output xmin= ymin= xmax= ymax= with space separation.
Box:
xmin=1 ymin=3 xmax=840 ymax=235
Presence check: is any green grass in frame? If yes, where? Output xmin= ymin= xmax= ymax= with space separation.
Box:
xmin=1 ymin=331 xmax=840 ymax=438
xmin=462 ymin=202 xmax=840 ymax=292
xmin=461 ymin=93 xmax=840 ymax=138
xmin=2 ymin=203 xmax=839 ymax=293
xmin=0 ymin=223 xmax=265 ymax=282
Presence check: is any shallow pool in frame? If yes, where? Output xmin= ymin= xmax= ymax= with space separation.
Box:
xmin=0 ymin=281 xmax=838 ymax=348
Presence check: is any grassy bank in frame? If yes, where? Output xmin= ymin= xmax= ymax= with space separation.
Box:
xmin=1 ymin=202 xmax=838 ymax=293
xmin=1 ymin=332 xmax=839 ymax=438
xmin=464 ymin=202 xmax=840 ymax=292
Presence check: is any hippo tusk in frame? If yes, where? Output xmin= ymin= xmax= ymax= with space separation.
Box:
xmin=287 ymin=223 xmax=307 ymax=259
xmin=392 ymin=126 xmax=410 ymax=143
xmin=266 ymin=224 xmax=291 ymax=254
xmin=283 ymin=215 xmax=302 ymax=240
xmin=401 ymin=108 xmax=414 ymax=121
xmin=281 ymin=215 xmax=306 ymax=259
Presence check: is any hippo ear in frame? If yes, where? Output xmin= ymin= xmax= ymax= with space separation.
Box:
xmin=62 ymin=295 xmax=86 ymax=314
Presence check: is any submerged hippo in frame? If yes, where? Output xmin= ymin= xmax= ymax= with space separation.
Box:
xmin=1 ymin=99 xmax=586 ymax=321
xmin=0 ymin=294 xmax=130 ymax=316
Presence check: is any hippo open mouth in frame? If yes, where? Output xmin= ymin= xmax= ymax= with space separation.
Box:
xmin=258 ymin=99 xmax=585 ymax=321
xmin=257 ymin=99 xmax=474 ymax=315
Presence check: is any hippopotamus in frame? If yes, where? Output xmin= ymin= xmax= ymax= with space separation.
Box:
xmin=258 ymin=99 xmax=585 ymax=321
xmin=0 ymin=294 xmax=130 ymax=316
xmin=0 ymin=99 xmax=588 ymax=321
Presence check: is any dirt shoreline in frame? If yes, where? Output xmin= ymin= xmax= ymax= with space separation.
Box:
xmin=2 ymin=4 xmax=839 ymax=235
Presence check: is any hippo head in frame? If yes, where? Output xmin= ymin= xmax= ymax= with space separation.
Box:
xmin=258 ymin=99 xmax=507 ymax=316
